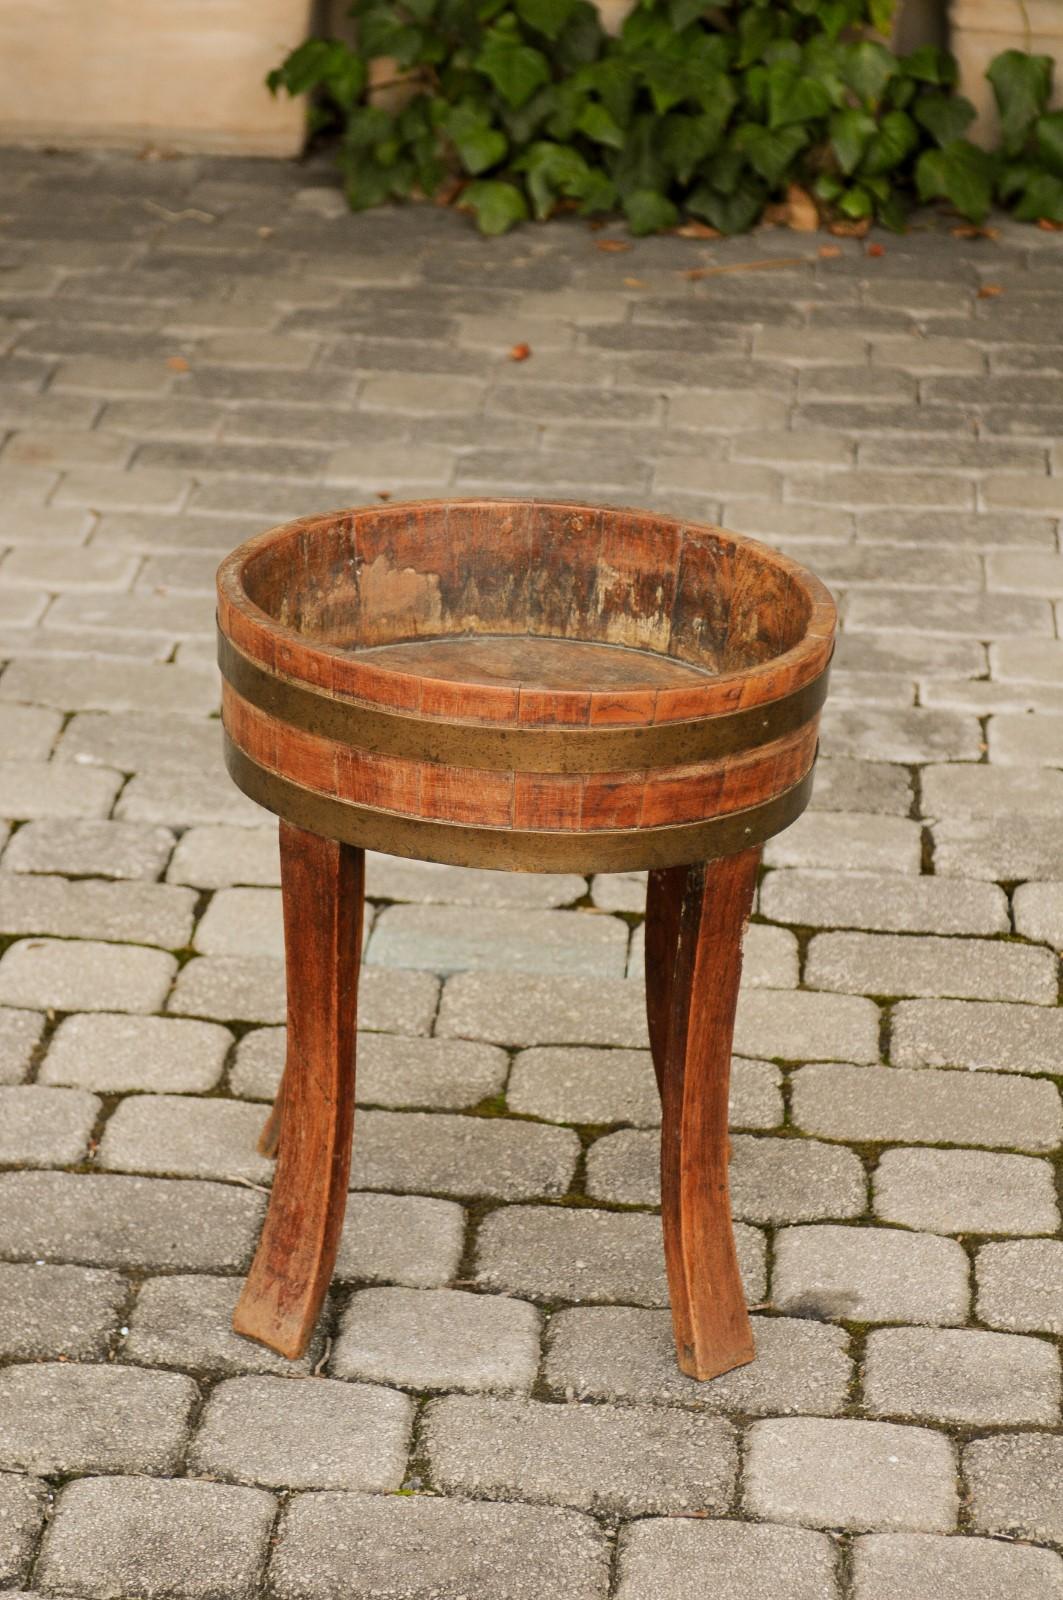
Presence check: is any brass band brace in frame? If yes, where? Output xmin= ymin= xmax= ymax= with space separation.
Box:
xmin=218 ymin=630 xmax=829 ymax=776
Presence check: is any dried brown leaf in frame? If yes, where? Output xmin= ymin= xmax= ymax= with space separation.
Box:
xmin=786 ymin=184 xmax=819 ymax=233
xmin=165 ymin=355 xmax=190 ymax=373
xmin=508 ymin=342 xmax=532 ymax=361
xmin=595 ymin=239 xmax=632 ymax=253
xmin=977 ymin=283 xmax=1003 ymax=298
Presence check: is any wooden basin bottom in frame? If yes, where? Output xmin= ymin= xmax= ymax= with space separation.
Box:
xmin=350 ymin=632 xmax=716 ymax=692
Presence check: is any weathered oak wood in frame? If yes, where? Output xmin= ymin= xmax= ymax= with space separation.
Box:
xmin=657 ymin=848 xmax=761 ymax=1381
xmin=232 ymin=820 xmax=364 ymax=1360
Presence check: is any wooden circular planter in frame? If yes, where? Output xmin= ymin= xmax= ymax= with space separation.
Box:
xmin=216 ymin=498 xmax=836 ymax=1381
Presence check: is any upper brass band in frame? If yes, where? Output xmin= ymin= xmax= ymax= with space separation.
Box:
xmin=218 ymin=629 xmax=829 ymax=777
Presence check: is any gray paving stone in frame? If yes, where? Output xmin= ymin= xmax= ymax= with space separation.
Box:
xmin=117 ymin=771 xmax=266 ymax=829
xmin=507 ymin=1047 xmax=781 ymax=1130
xmin=920 ymin=761 xmax=1063 ymax=816
xmin=792 ymin=1063 xmax=1061 ymax=1152
xmin=437 ymin=972 xmax=649 ymax=1048
xmin=615 ymin=1519 xmax=840 ymax=1600
xmin=589 ymin=871 xmax=645 ymax=913
xmin=190 ymin=1374 xmax=412 ymax=1492
xmin=230 ymin=1026 xmax=506 ymax=1110
xmin=332 ymin=1287 xmax=540 ymax=1393
xmin=0 ymin=704 xmax=61 ymax=762
xmin=763 ymin=811 xmax=921 ymax=874
xmin=0 ymin=936 xmax=176 ymax=1014
xmin=41 ymin=1011 xmax=231 ymax=1093
xmin=0 ymin=1084 xmax=100 ymax=1166
xmin=734 ymin=990 xmax=880 ymax=1064
xmin=334 ymin=1192 xmax=464 ymax=1288
xmin=1 ymin=817 xmax=176 ymax=880
xmin=933 ymin=815 xmax=1063 ymax=880
xmin=0 ymin=760 xmax=122 ymax=820
xmin=269 ymin=1491 xmax=610 ymax=1600
xmin=0 ymin=1008 xmax=44 ymax=1084
xmin=167 ymin=823 xmax=279 ymax=888
xmin=0 ymin=656 xmax=217 ymax=715
xmin=627 ymin=920 xmax=797 ymax=987
xmin=834 ymin=633 xmax=984 ymax=680
xmin=366 ymin=854 xmax=586 ymax=908
xmin=874 ymin=1147 xmax=1060 ymax=1236
xmin=0 ymin=873 xmax=196 ymax=948
xmin=55 ymin=709 xmax=223 ymax=774
xmin=846 ymin=588 xmax=1052 ymax=637
xmin=123 ymin=1274 xmax=325 ymax=1376
xmin=0 ymin=1171 xmax=263 ymax=1271
xmin=991 ymin=636 xmax=1063 ymax=683
xmin=821 ymin=707 xmax=981 ymax=764
xmin=975 ymin=1240 xmax=1063 ymax=1334
xmin=0 ymin=1472 xmax=45 ymax=1588
xmin=425 ymin=1393 xmax=735 ymax=1517
xmin=98 ymin=1094 xmax=273 ymax=1185
xmin=864 ymin=1326 xmax=1059 ymax=1426
xmin=170 ymin=956 xmax=440 ymax=1032
xmin=586 ymin=1130 xmax=865 ymax=1221
xmin=850 ymin=1533 xmax=1063 ymax=1600
xmin=988 ymin=711 xmax=1063 ymax=766
xmin=545 ymin=1307 xmax=850 ymax=1417
xmin=37 ymin=1475 xmax=277 ymax=1600
xmin=964 ymin=1432 xmax=1063 ymax=1545
xmin=806 ymin=931 xmax=1057 ymax=1004
xmin=475 ymin=1203 xmax=766 ymax=1306
xmin=367 ymin=904 xmax=629 ymax=977
xmin=192 ymin=886 xmax=285 ymax=958
xmin=773 ymin=1225 xmax=969 ymax=1325
xmin=891 ymin=998 xmax=1063 ymax=1075
xmin=743 ymin=1417 xmax=957 ymax=1533
xmin=1013 ymin=881 xmax=1063 ymax=947
xmin=0 ymin=1261 xmax=125 ymax=1359
xmin=760 ymin=871 xmax=1009 ymax=936
xmin=349 ymin=1109 xmax=579 ymax=1200
xmin=0 ymin=1361 xmax=197 ymax=1475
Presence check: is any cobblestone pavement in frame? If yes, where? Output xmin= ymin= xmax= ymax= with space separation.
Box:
xmin=0 ymin=146 xmax=1061 ymax=1600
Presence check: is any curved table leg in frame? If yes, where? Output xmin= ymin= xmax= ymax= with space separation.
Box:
xmin=257 ymin=1069 xmax=286 ymax=1159
xmin=649 ymin=848 xmax=760 ymax=1381
xmin=233 ymin=820 xmax=364 ymax=1360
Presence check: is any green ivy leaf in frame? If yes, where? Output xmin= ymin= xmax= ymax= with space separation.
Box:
xmin=554 ymin=1 xmax=604 ymax=69
xmin=875 ymin=190 xmax=908 ymax=231
xmin=577 ymin=101 xmax=626 ymax=149
xmin=830 ymin=107 xmax=876 ymax=175
xmin=623 ymin=187 xmax=679 ymax=234
xmin=902 ymin=45 xmax=956 ymax=87
xmin=987 ymin=49 xmax=1054 ymax=156
xmin=269 ymin=39 xmax=368 ymax=108
xmin=736 ymin=5 xmax=778 ymax=69
xmin=838 ymin=184 xmax=872 ymax=218
xmin=734 ymin=121 xmax=808 ymax=185
xmin=861 ymin=109 xmax=918 ymax=175
xmin=515 ymin=0 xmax=576 ymax=39
xmin=516 ymin=138 xmax=596 ymax=217
xmin=842 ymin=40 xmax=895 ymax=107
xmin=583 ymin=58 xmax=637 ymax=127
xmin=659 ymin=111 xmax=727 ymax=182
xmin=475 ymin=22 xmax=552 ymax=107
xmin=868 ymin=0 xmax=896 ymax=34
xmin=1011 ymin=169 xmax=1063 ymax=223
xmin=1035 ymin=110 xmax=1063 ymax=177
xmin=687 ymin=176 xmax=765 ymax=233
xmin=341 ymin=156 xmax=396 ymax=211
xmin=359 ymin=11 xmax=424 ymax=66
xmin=442 ymin=102 xmax=508 ymax=173
xmin=913 ymin=92 xmax=976 ymax=147
xmin=767 ymin=62 xmax=833 ymax=129
xmin=813 ymin=171 xmax=844 ymax=201
xmin=668 ymin=0 xmax=705 ymax=32
xmin=342 ymin=104 xmax=394 ymax=150
xmin=462 ymin=178 xmax=530 ymax=232
xmin=916 ymin=139 xmax=996 ymax=222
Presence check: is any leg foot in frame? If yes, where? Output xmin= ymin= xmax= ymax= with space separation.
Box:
xmin=233 ymin=821 xmax=364 ymax=1360
xmin=652 ymin=848 xmax=760 ymax=1381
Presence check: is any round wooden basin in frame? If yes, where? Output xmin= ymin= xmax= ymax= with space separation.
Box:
xmin=216 ymin=499 xmax=836 ymax=872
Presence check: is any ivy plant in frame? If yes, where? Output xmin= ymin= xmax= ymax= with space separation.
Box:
xmin=268 ymin=0 xmax=1063 ymax=233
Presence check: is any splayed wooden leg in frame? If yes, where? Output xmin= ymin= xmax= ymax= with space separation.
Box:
xmin=257 ymin=1066 xmax=286 ymax=1158
xmin=233 ymin=820 xmax=364 ymax=1360
xmin=654 ymin=848 xmax=760 ymax=1381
